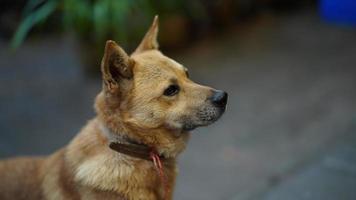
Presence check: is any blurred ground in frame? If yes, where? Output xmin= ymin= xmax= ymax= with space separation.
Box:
xmin=260 ymin=134 xmax=356 ymax=200
xmin=0 ymin=10 xmax=356 ymax=200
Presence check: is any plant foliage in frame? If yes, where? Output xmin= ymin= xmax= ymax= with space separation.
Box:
xmin=11 ymin=0 xmax=190 ymax=49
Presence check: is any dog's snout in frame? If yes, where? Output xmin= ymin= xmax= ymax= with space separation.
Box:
xmin=210 ymin=90 xmax=228 ymax=107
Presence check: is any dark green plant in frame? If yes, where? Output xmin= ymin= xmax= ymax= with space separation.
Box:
xmin=11 ymin=0 xmax=159 ymax=49
xmin=11 ymin=0 xmax=208 ymax=50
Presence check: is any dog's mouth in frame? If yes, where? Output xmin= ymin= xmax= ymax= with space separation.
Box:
xmin=181 ymin=104 xmax=226 ymax=131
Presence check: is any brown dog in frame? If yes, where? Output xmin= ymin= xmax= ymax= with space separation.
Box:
xmin=0 ymin=16 xmax=227 ymax=200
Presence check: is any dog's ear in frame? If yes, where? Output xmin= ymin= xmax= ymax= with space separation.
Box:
xmin=133 ymin=15 xmax=159 ymax=54
xmin=101 ymin=40 xmax=134 ymax=92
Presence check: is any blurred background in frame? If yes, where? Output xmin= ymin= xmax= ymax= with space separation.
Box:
xmin=1 ymin=0 xmax=356 ymax=199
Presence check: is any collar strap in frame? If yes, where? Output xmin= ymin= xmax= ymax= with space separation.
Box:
xmin=109 ymin=142 xmax=165 ymax=161
xmin=99 ymin=122 xmax=165 ymax=161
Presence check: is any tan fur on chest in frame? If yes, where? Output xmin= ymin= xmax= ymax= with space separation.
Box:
xmin=65 ymin=119 xmax=177 ymax=200
xmin=73 ymin=146 xmax=173 ymax=200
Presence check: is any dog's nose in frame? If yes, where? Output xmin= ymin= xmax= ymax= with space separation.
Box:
xmin=210 ymin=90 xmax=228 ymax=107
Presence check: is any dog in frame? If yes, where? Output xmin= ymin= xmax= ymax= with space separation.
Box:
xmin=0 ymin=16 xmax=228 ymax=200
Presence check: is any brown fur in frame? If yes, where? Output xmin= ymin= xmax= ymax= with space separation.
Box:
xmin=0 ymin=16 xmax=226 ymax=200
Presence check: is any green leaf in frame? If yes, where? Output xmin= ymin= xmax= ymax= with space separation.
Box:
xmin=23 ymin=0 xmax=46 ymax=16
xmin=11 ymin=0 xmax=58 ymax=49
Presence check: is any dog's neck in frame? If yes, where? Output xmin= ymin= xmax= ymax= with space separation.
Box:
xmin=96 ymin=107 xmax=190 ymax=158
xmin=99 ymin=122 xmax=129 ymax=144
xmin=99 ymin=122 xmax=166 ymax=160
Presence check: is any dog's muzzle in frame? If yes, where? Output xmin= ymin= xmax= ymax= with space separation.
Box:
xmin=181 ymin=90 xmax=228 ymax=131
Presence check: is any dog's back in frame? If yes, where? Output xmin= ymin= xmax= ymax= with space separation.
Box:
xmin=0 ymin=157 xmax=44 ymax=200
xmin=0 ymin=144 xmax=129 ymax=200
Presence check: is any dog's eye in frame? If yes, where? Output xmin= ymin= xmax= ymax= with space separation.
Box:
xmin=164 ymin=85 xmax=180 ymax=96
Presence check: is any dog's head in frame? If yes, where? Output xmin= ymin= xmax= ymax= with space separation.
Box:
xmin=96 ymin=16 xmax=227 ymax=157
